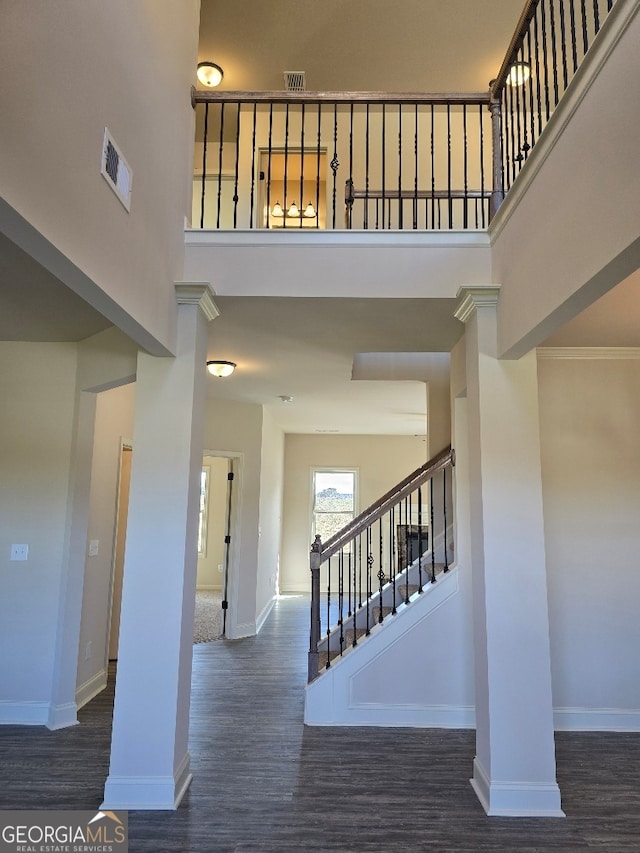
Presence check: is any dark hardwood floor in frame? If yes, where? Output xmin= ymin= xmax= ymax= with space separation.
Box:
xmin=1 ymin=596 xmax=639 ymax=851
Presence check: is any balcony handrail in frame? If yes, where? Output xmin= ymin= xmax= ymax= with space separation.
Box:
xmin=192 ymin=88 xmax=491 ymax=106
xmin=320 ymin=446 xmax=454 ymax=562
xmin=490 ymin=0 xmax=539 ymax=97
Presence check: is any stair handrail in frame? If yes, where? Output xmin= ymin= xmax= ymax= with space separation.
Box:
xmin=319 ymin=446 xmax=454 ymax=562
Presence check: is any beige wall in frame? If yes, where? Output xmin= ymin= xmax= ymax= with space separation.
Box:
xmin=196 ymin=456 xmax=229 ymax=590
xmin=0 ymin=1 xmax=201 ymax=353
xmin=77 ymin=382 xmax=135 ymax=701
xmin=538 ymin=355 xmax=640 ymax=714
xmin=0 ymin=343 xmax=77 ymax=708
xmin=280 ymin=434 xmax=426 ymax=592
xmin=256 ymin=409 xmax=285 ymax=614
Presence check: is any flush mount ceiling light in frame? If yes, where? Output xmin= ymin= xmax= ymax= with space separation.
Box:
xmin=207 ymin=360 xmax=236 ymax=377
xmin=197 ymin=62 xmax=224 ymax=88
xmin=507 ymin=60 xmax=531 ymax=86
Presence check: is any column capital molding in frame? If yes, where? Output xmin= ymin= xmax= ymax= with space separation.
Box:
xmin=175 ymin=282 xmax=219 ymax=322
xmin=454 ymin=286 xmax=501 ymax=324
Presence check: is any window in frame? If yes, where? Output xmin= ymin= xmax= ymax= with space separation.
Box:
xmin=312 ymin=469 xmax=357 ymax=544
xmin=197 ymin=466 xmax=210 ymax=557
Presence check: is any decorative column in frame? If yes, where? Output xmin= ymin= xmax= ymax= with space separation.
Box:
xmin=102 ymin=283 xmax=218 ymax=810
xmin=489 ymin=97 xmax=505 ymax=219
xmin=454 ymin=286 xmax=563 ymax=817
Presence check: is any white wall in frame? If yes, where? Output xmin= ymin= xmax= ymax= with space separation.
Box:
xmin=0 ymin=343 xmax=77 ymax=722
xmin=280 ymin=433 xmax=426 ymax=592
xmin=76 ymin=382 xmax=135 ymax=706
xmin=256 ymin=409 xmax=285 ymax=618
xmin=538 ymin=354 xmax=640 ymax=728
xmin=0 ymin=1 xmax=200 ymax=354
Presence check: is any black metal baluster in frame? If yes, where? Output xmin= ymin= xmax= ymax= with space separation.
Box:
xmin=283 ymin=103 xmax=290 ymax=229
xmin=331 ymin=103 xmax=339 ymax=229
xmin=548 ymin=0 xmax=560 ymax=107
xmin=249 ymin=102 xmax=257 ymax=228
xmin=430 ymin=104 xmax=435 ymax=229
xmin=377 ymin=518 xmax=384 ymax=622
xmin=443 ymin=467 xmax=449 ymax=573
xmin=607 ymin=0 xmax=613 ymax=10
xmin=413 ymin=103 xmax=418 ymax=229
xmin=315 ymin=103 xmax=321 ymax=230
xmin=266 ymin=104 xmax=274 ymax=229
xmin=514 ymin=50 xmax=524 ymax=174
xmin=347 ymin=545 xmax=352 ymax=619
xmin=358 ymin=533 xmax=363 ymax=610
xmin=349 ymin=102 xmax=354 ymax=230
xmin=390 ymin=507 xmax=396 ymax=614
xmin=417 ymin=485 xmax=424 ymax=591
xmin=533 ymin=9 xmax=544 ymax=137
xmin=365 ymin=103 xmax=370 ymax=230
xmin=200 ymin=103 xmax=209 ymax=229
xmin=397 ymin=103 xmax=403 ymax=229
xmin=559 ymin=0 xmax=569 ymax=92
xmin=233 ymin=102 xmax=241 ymax=228
xmin=580 ymin=0 xmax=589 ymax=56
xmin=366 ymin=526 xmax=372 ymax=635
xmin=540 ymin=0 xmax=551 ymax=121
xmin=503 ymin=84 xmax=513 ymax=189
xmin=430 ymin=476 xmax=436 ymax=583
xmin=404 ymin=495 xmax=410 ymax=604
xmin=569 ymin=0 xmax=579 ymax=73
xmin=479 ymin=104 xmax=486 ymax=228
xmin=463 ymin=103 xmax=468 ymax=228
xmin=326 ymin=555 xmax=331 ymax=667
xmin=519 ymin=47 xmax=530 ymax=164
xmin=447 ymin=103 xmax=453 ymax=228
xmin=338 ymin=548 xmax=344 ymax=654
xmin=593 ymin=0 xmax=601 ymax=34
xmin=381 ymin=103 xmax=386 ymax=229
xmin=299 ymin=102 xmax=305 ymax=229
xmin=526 ymin=29 xmax=537 ymax=148
xmin=216 ymin=102 xmax=225 ymax=229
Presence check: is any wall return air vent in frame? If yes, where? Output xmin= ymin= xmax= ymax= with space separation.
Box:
xmin=284 ymin=71 xmax=305 ymax=92
xmin=101 ymin=128 xmax=132 ymax=211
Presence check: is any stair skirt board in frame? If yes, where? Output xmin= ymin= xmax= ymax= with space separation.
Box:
xmin=306 ymin=565 xmax=466 ymax=727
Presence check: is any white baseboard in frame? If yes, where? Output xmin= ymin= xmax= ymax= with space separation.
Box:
xmin=554 ymin=707 xmax=640 ymax=731
xmin=47 ymin=702 xmax=79 ymax=730
xmin=76 ymin=669 xmax=108 ymax=710
xmin=196 ymin=585 xmax=222 ymax=591
xmin=256 ymin=596 xmax=275 ymax=634
xmin=102 ymin=753 xmax=193 ymax=810
xmin=0 ymin=700 xmax=50 ymax=726
xmin=471 ymin=757 xmax=565 ymax=817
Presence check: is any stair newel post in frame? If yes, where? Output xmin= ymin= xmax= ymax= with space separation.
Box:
xmin=308 ymin=534 xmax=322 ymax=683
xmin=489 ymin=94 xmax=505 ymax=219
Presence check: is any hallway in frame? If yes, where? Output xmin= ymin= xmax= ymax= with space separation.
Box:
xmin=1 ymin=596 xmax=639 ymax=851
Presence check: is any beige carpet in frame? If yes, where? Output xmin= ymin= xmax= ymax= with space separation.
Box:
xmin=193 ymin=590 xmax=224 ymax=643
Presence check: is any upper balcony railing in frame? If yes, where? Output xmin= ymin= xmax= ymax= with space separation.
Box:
xmin=191 ymin=0 xmax=617 ymax=232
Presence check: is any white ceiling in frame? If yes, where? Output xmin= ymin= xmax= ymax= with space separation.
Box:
xmin=205 ymin=296 xmax=462 ymax=434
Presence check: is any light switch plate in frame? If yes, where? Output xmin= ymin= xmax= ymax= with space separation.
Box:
xmin=88 ymin=540 xmax=99 ymax=557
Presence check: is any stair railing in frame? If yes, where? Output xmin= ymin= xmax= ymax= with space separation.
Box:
xmin=308 ymin=446 xmax=455 ymax=682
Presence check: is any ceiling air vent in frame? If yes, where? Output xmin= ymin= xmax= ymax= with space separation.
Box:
xmin=284 ymin=71 xmax=306 ymax=92
xmin=101 ymin=128 xmax=132 ymax=212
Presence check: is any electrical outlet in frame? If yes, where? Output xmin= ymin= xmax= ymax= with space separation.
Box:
xmin=218 ymin=563 xmax=224 ymax=573
xmin=88 ymin=540 xmax=99 ymax=557
xmin=10 ymin=544 xmax=28 ymax=561
xmin=84 ymin=641 xmax=92 ymax=661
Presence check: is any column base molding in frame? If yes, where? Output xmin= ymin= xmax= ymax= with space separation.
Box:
xmin=470 ymin=757 xmax=565 ymax=817
xmin=102 ymin=753 xmax=193 ymax=811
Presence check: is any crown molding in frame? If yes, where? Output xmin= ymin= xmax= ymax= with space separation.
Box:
xmin=175 ymin=282 xmax=219 ymax=321
xmin=537 ymin=347 xmax=640 ymax=360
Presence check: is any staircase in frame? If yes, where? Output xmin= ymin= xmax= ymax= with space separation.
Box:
xmin=307 ymin=447 xmax=455 ymax=683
